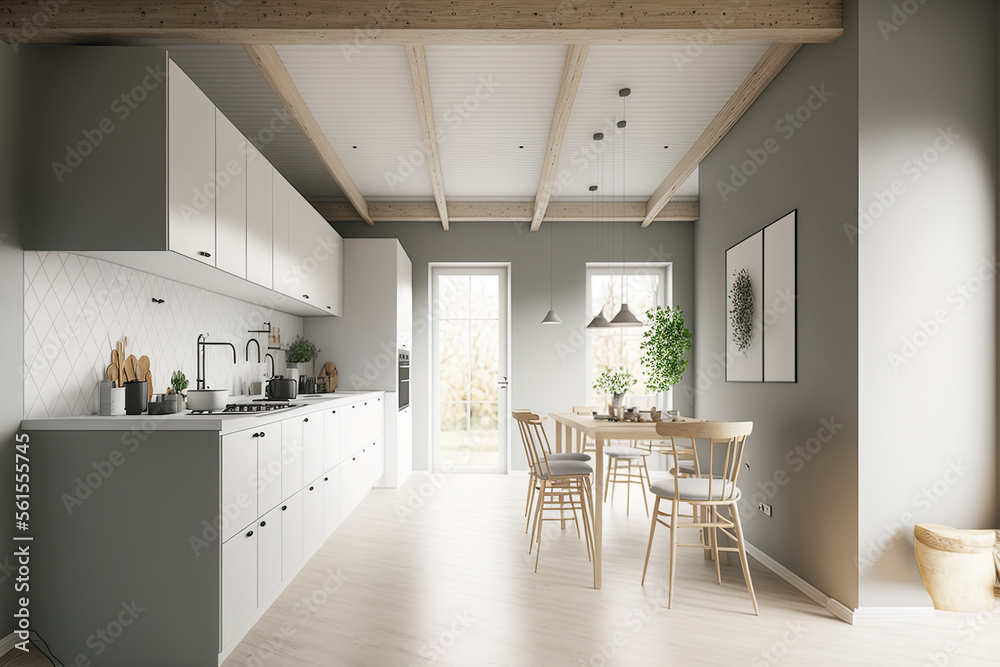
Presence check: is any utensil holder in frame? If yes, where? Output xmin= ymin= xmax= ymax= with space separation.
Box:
xmin=100 ymin=383 xmax=126 ymax=416
xmin=125 ymin=381 xmax=149 ymax=415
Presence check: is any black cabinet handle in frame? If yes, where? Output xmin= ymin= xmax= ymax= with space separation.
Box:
xmin=260 ymin=432 xmax=265 ymax=438
xmin=352 ymin=457 xmax=356 ymax=461
xmin=259 ymin=520 xmax=266 ymax=527
xmin=309 ymin=486 xmax=314 ymax=491
xmin=304 ymin=418 xmax=309 ymax=422
xmin=302 ymin=294 xmax=310 ymax=299
xmin=246 ymin=530 xmax=253 ymax=538
xmin=198 ymin=250 xmax=211 ymax=258
xmin=324 ymin=476 xmax=329 ymax=481
xmin=281 ymin=505 xmax=287 ymax=511
xmin=326 ymin=306 xmax=332 ymax=310
xmin=252 ymin=432 xmax=259 ymax=438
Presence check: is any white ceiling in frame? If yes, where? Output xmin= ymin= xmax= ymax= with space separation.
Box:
xmin=276 ymin=45 xmax=434 ymax=200
xmin=556 ymin=44 xmax=770 ymax=200
xmin=169 ymin=42 xmax=773 ymax=209
xmin=424 ymin=45 xmax=567 ymax=199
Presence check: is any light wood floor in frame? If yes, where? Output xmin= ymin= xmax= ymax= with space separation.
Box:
xmin=4 ymin=474 xmax=998 ymax=666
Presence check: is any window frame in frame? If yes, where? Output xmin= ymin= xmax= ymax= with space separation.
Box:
xmin=584 ymin=262 xmax=673 ymax=410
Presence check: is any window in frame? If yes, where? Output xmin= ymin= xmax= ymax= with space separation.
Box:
xmin=585 ymin=263 xmax=671 ymax=410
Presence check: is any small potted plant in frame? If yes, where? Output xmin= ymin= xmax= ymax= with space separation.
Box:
xmin=640 ymin=305 xmax=692 ymax=412
xmin=170 ymin=370 xmax=189 ymax=411
xmin=285 ymin=336 xmax=319 ymax=384
xmin=593 ymin=369 xmax=636 ymax=409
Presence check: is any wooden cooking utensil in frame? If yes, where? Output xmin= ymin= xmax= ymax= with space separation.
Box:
xmin=145 ymin=370 xmax=153 ymax=402
xmin=125 ymin=355 xmax=138 ymax=382
xmin=137 ymin=356 xmax=150 ymax=379
xmin=106 ymin=364 xmax=118 ymax=386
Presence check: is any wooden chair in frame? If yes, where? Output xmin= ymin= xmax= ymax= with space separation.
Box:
xmin=641 ymin=421 xmax=758 ymax=615
xmin=514 ymin=410 xmax=591 ymax=530
xmin=603 ymin=446 xmax=652 ymax=517
xmin=513 ymin=411 xmax=595 ymax=572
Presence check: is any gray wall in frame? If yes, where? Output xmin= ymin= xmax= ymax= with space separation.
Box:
xmin=331 ymin=221 xmax=694 ymax=472
xmin=857 ymin=0 xmax=997 ymax=607
xmin=695 ymin=2 xmax=860 ymax=609
xmin=0 ymin=43 xmax=23 ymax=636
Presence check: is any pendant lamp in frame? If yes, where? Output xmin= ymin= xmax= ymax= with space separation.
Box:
xmin=542 ymin=221 xmax=561 ymax=324
xmin=587 ymin=132 xmax=611 ymax=329
xmin=609 ymin=88 xmax=643 ymax=328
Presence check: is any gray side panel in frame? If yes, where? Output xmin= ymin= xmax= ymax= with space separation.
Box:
xmin=18 ymin=46 xmax=168 ymax=251
xmin=29 ymin=429 xmax=220 ymax=667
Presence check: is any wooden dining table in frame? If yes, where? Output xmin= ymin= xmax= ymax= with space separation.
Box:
xmin=547 ymin=411 xmax=703 ymax=589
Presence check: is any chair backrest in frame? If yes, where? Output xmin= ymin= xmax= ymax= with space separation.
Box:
xmin=572 ymin=406 xmax=601 ymax=415
xmin=655 ymin=421 xmax=753 ymax=501
xmin=512 ymin=411 xmax=553 ymax=478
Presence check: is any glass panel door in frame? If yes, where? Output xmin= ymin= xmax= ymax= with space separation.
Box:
xmin=432 ymin=266 xmax=508 ymax=472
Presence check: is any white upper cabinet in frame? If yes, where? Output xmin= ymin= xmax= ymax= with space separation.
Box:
xmin=246 ymin=143 xmax=273 ymax=289
xmin=168 ymin=60 xmax=216 ymax=265
xmin=215 ymin=110 xmax=247 ymax=279
xmin=272 ymin=172 xmax=295 ymax=299
xmin=22 ymin=48 xmax=341 ymax=318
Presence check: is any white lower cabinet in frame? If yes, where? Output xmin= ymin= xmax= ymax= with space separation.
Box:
xmin=257 ymin=506 xmax=282 ymax=606
xmin=222 ymin=526 xmax=257 ymax=646
xmin=280 ymin=491 xmax=303 ymax=581
xmin=323 ymin=408 xmax=341 ymax=471
xmin=220 ymin=395 xmax=387 ymax=654
xmin=302 ymin=479 xmax=324 ymax=554
xmin=257 ymin=424 xmax=282 ymax=514
xmin=281 ymin=419 xmax=303 ymax=500
xmin=302 ymin=415 xmax=324 ymax=485
xmin=323 ymin=466 xmax=341 ymax=534
xmin=222 ymin=428 xmax=259 ymax=543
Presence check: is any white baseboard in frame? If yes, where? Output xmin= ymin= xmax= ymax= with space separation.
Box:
xmin=851 ymin=606 xmax=936 ymax=622
xmin=744 ymin=541 xmax=854 ymax=625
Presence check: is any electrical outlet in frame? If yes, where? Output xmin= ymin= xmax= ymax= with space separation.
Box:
xmin=757 ymin=502 xmax=772 ymax=517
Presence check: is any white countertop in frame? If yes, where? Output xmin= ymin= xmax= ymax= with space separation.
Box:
xmin=20 ymin=391 xmax=385 ymax=434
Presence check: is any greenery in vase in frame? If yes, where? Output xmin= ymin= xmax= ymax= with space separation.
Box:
xmin=170 ymin=370 xmax=188 ymax=395
xmin=729 ymin=268 xmax=754 ymax=356
xmin=640 ymin=306 xmax=692 ymax=394
xmin=286 ymin=336 xmax=319 ymax=364
xmin=593 ymin=369 xmax=637 ymax=396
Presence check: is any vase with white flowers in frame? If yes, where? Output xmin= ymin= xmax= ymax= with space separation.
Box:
xmin=593 ymin=369 xmax=637 ymax=409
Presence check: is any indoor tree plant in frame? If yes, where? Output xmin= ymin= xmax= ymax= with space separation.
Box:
xmin=285 ymin=336 xmax=319 ymax=383
xmin=640 ymin=305 xmax=692 ymax=409
xmin=593 ymin=369 xmax=637 ymax=407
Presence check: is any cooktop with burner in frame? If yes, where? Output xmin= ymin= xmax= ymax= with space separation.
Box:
xmin=189 ymin=402 xmax=300 ymax=415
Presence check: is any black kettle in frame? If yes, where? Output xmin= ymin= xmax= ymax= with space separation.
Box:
xmin=266 ymin=376 xmax=298 ymax=400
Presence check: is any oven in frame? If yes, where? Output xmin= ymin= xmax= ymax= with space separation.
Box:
xmin=398 ymin=349 xmax=410 ymax=411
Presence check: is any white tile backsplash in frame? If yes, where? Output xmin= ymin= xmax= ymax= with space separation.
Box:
xmin=22 ymin=251 xmax=304 ymax=418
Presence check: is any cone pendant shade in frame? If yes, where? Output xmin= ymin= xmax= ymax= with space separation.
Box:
xmin=609 ymin=303 xmax=643 ymax=327
xmin=587 ymin=311 xmax=610 ymax=328
xmin=542 ymin=309 xmax=562 ymax=324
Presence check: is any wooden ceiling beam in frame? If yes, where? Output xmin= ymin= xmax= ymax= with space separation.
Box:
xmin=641 ymin=42 xmax=802 ymax=227
xmin=244 ymin=44 xmax=373 ymax=225
xmin=312 ymin=200 xmax=699 ymax=223
xmin=2 ymin=2 xmax=843 ymax=45
xmin=531 ymin=44 xmax=589 ymax=232
xmin=404 ymin=45 xmax=449 ymax=232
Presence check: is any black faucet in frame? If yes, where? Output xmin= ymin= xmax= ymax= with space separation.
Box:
xmin=264 ymin=353 xmax=276 ymax=379
xmin=196 ymin=334 xmax=237 ymax=390
xmin=246 ymin=338 xmax=261 ymax=363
